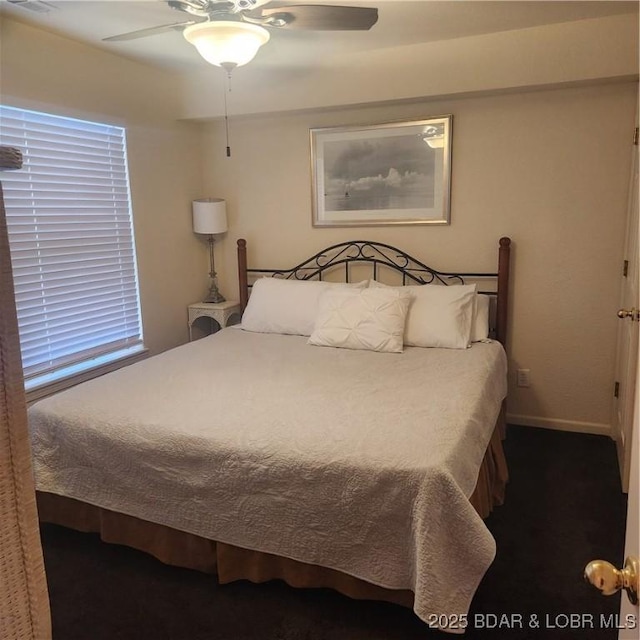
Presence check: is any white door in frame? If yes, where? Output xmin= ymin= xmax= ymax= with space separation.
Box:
xmin=588 ymin=126 xmax=639 ymax=639
xmin=613 ymin=127 xmax=639 ymax=492
xmin=618 ymin=125 xmax=640 ymax=640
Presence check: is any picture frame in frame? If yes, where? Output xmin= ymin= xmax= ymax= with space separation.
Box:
xmin=310 ymin=115 xmax=452 ymax=227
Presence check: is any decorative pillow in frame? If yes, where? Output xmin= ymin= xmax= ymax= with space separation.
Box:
xmin=370 ymin=281 xmax=477 ymax=349
xmin=308 ymin=287 xmax=411 ymax=353
xmin=241 ymin=277 xmax=367 ymax=337
xmin=472 ymin=294 xmax=491 ymax=342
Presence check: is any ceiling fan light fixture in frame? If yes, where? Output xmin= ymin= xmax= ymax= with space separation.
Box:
xmin=422 ymin=125 xmax=445 ymax=149
xmin=183 ymin=21 xmax=270 ymax=68
xmin=424 ymin=136 xmax=444 ymax=150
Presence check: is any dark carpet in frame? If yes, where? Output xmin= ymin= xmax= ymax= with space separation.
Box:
xmin=40 ymin=426 xmax=628 ymax=639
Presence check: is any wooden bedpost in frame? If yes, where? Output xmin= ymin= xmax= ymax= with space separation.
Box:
xmin=496 ymin=237 xmax=511 ymax=347
xmin=237 ymin=238 xmax=248 ymax=312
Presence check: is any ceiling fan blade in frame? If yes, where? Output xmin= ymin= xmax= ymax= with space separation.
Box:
xmin=103 ymin=21 xmax=198 ymax=42
xmin=256 ymin=5 xmax=378 ymax=30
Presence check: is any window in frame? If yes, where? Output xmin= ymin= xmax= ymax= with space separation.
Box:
xmin=0 ymin=105 xmax=144 ymax=391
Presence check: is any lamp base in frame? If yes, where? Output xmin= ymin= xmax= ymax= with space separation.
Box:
xmin=204 ymin=280 xmax=225 ymax=304
xmin=204 ymin=237 xmax=225 ymax=303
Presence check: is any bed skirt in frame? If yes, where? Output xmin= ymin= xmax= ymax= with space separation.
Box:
xmin=37 ymin=418 xmax=508 ymax=609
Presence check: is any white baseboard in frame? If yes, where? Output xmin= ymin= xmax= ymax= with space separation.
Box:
xmin=506 ymin=413 xmax=613 ymax=439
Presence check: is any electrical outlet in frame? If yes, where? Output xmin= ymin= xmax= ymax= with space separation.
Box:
xmin=517 ymin=369 xmax=531 ymax=388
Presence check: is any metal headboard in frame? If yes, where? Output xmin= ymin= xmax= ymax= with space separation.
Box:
xmin=237 ymin=238 xmax=511 ymax=345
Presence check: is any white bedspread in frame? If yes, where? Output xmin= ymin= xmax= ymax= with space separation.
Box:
xmin=29 ymin=328 xmax=507 ymax=631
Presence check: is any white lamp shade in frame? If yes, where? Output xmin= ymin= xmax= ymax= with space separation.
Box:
xmin=193 ymin=198 xmax=228 ymax=235
xmin=183 ymin=21 xmax=270 ymax=68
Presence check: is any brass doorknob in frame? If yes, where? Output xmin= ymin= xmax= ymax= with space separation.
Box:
xmin=584 ymin=557 xmax=639 ymax=605
xmin=618 ymin=308 xmax=640 ymax=320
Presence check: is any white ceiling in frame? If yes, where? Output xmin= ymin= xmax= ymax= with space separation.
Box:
xmin=1 ymin=0 xmax=638 ymax=73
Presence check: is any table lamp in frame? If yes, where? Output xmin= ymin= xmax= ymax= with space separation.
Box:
xmin=193 ymin=198 xmax=228 ymax=303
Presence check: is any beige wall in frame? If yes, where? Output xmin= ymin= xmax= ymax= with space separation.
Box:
xmin=202 ymin=81 xmax=638 ymax=434
xmin=1 ymin=14 xmax=638 ymax=433
xmin=1 ymin=17 xmax=207 ymax=355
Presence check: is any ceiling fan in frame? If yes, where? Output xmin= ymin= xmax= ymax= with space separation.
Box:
xmin=104 ymin=0 xmax=378 ymax=69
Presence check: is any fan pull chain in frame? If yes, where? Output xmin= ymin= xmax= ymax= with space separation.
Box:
xmin=223 ymin=69 xmax=232 ymax=158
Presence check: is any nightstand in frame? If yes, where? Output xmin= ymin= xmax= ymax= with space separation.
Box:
xmin=188 ymin=301 xmax=241 ymax=341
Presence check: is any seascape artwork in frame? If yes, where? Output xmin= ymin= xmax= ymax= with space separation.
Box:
xmin=323 ymin=135 xmax=435 ymax=212
xmin=311 ymin=116 xmax=452 ymax=227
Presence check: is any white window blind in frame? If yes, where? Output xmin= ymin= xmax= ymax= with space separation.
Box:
xmin=0 ymin=105 xmax=143 ymax=384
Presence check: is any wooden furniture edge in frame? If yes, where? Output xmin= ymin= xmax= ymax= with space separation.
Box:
xmin=496 ymin=237 xmax=511 ymax=347
xmin=237 ymin=238 xmax=248 ymax=312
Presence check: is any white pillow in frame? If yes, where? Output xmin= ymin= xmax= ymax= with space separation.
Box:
xmin=472 ymin=294 xmax=491 ymax=342
xmin=370 ymin=281 xmax=477 ymax=349
xmin=308 ymin=287 xmax=411 ymax=353
xmin=241 ymin=277 xmax=367 ymax=337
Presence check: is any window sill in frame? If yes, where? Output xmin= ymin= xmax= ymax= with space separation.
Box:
xmin=25 ymin=345 xmax=149 ymax=404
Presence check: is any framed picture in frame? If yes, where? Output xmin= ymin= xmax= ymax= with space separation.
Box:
xmin=310 ymin=115 xmax=452 ymax=227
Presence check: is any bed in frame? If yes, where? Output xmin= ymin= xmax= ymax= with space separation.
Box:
xmin=31 ymin=237 xmax=511 ymax=633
